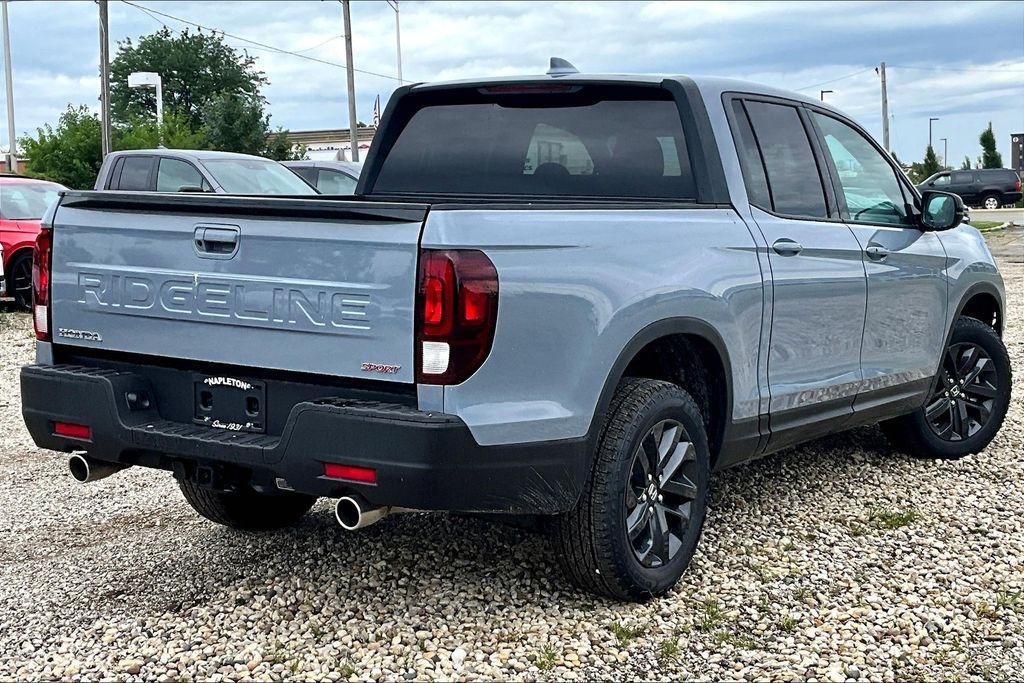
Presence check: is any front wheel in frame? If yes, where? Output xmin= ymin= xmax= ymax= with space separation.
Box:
xmin=179 ymin=480 xmax=317 ymax=530
xmin=8 ymin=251 xmax=33 ymax=311
xmin=555 ymin=378 xmax=710 ymax=601
xmin=882 ymin=317 xmax=1011 ymax=459
xmin=982 ymin=195 xmax=1001 ymax=210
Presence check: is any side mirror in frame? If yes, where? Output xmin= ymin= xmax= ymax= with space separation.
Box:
xmin=920 ymin=190 xmax=963 ymax=231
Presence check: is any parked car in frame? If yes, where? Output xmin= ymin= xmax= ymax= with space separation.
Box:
xmin=283 ymin=160 xmax=361 ymax=194
xmin=917 ymin=168 xmax=1022 ymax=209
xmin=22 ymin=67 xmax=1011 ymax=601
xmin=1 ymin=174 xmax=67 ymax=310
xmin=94 ymin=149 xmax=318 ymax=195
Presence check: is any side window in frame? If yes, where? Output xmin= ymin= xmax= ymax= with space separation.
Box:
xmin=105 ymin=158 xmax=125 ymax=189
xmin=951 ymin=172 xmax=973 ymax=185
xmin=744 ymin=101 xmax=828 ymax=218
xmin=728 ymin=100 xmax=771 ymax=209
xmin=156 ymin=158 xmax=205 ymax=192
xmin=289 ymin=167 xmax=319 ymax=186
xmin=811 ymin=112 xmax=911 ymax=226
xmin=116 ymin=156 xmax=156 ymax=191
xmin=932 ymin=174 xmax=951 ymax=186
xmin=317 ymin=169 xmax=358 ymax=194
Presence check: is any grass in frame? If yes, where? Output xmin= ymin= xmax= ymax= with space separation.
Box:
xmin=971 ymin=220 xmax=1004 ymax=231
xmin=713 ymin=631 xmax=757 ymax=649
xmin=695 ymin=599 xmax=727 ymax=633
xmin=868 ymin=505 xmax=921 ymax=530
xmin=609 ymin=622 xmax=644 ymax=646
xmin=779 ymin=614 xmax=798 ymax=632
xmin=996 ymin=590 xmax=1023 ymax=613
xmin=534 ymin=645 xmax=557 ymax=671
xmin=338 ymin=662 xmax=357 ymax=678
xmin=657 ymin=638 xmax=680 ymax=662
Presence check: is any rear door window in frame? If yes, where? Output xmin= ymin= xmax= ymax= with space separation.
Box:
xmin=115 ymin=155 xmax=156 ymax=191
xmin=742 ymin=101 xmax=828 ymax=218
xmin=728 ymin=100 xmax=772 ymax=209
xmin=317 ymin=169 xmax=358 ymax=194
xmin=373 ymin=87 xmax=697 ymax=199
xmin=951 ymin=172 xmax=973 ymax=185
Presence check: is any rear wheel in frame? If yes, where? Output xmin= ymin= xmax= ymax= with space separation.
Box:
xmin=982 ymin=194 xmax=1001 ymax=210
xmin=882 ymin=317 xmax=1011 ymax=459
xmin=8 ymin=251 xmax=33 ymax=311
xmin=555 ymin=378 xmax=710 ymax=601
xmin=178 ymin=480 xmax=316 ymax=530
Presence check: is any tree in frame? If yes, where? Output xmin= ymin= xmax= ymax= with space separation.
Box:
xmin=110 ymin=27 xmax=266 ymax=131
xmin=201 ymin=92 xmax=270 ymax=156
xmin=979 ymin=122 xmax=1003 ymax=168
xmin=19 ymin=105 xmax=102 ymax=189
xmin=960 ymin=156 xmax=972 ymax=170
xmin=265 ymin=128 xmax=307 ymax=161
xmin=114 ymin=112 xmax=208 ymax=151
xmin=908 ymin=145 xmax=942 ymax=184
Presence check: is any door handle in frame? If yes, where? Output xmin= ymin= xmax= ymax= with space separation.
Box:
xmin=865 ymin=244 xmax=891 ymax=260
xmin=194 ymin=226 xmax=239 ymax=256
xmin=772 ymin=238 xmax=803 ymax=256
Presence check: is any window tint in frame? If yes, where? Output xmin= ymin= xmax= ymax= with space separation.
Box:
xmin=0 ymin=182 xmax=63 ymax=219
xmin=317 ymin=169 xmax=358 ymax=194
xmin=932 ymin=174 xmax=951 ymax=186
xmin=289 ymin=167 xmax=319 ymax=186
xmin=812 ymin=112 xmax=910 ymax=226
xmin=374 ymin=89 xmax=697 ymax=199
xmin=744 ymin=101 xmax=827 ymax=218
xmin=116 ymin=155 xmax=155 ymax=191
xmin=729 ymin=100 xmax=771 ymax=208
xmin=951 ymin=172 xmax=973 ymax=184
xmin=157 ymin=158 xmax=205 ymax=192
xmin=202 ymin=158 xmax=318 ymax=195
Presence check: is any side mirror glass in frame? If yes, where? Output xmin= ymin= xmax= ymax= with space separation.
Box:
xmin=920 ymin=191 xmax=963 ymax=231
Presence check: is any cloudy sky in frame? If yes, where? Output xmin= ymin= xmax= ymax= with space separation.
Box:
xmin=2 ymin=0 xmax=1022 ymax=166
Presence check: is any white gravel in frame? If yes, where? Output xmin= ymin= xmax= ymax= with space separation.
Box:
xmin=1 ymin=245 xmax=1022 ymax=681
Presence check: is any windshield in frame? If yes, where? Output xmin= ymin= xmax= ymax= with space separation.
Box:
xmin=202 ymin=158 xmax=318 ymax=195
xmin=0 ymin=181 xmax=64 ymax=220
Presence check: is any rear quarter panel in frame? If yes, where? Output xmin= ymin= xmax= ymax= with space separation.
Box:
xmin=422 ymin=208 xmax=764 ymax=446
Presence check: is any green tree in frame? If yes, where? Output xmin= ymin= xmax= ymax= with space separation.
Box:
xmin=908 ymin=145 xmax=942 ymax=184
xmin=114 ymin=111 xmax=208 ymax=151
xmin=201 ymin=92 xmax=269 ymax=155
xmin=979 ymin=122 xmax=1003 ymax=168
xmin=264 ymin=128 xmax=307 ymax=161
xmin=19 ymin=105 xmax=102 ymax=189
xmin=960 ymin=155 xmax=972 ymax=170
xmin=110 ymin=27 xmax=266 ymax=131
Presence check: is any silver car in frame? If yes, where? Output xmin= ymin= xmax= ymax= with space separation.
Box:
xmin=282 ymin=160 xmax=362 ymax=195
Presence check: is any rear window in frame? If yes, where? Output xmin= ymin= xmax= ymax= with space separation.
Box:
xmin=0 ymin=181 xmax=64 ymax=219
xmin=203 ymin=158 xmax=318 ymax=195
xmin=373 ymin=86 xmax=697 ymax=199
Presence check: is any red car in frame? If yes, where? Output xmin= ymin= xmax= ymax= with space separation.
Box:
xmin=1 ymin=175 xmax=67 ymax=310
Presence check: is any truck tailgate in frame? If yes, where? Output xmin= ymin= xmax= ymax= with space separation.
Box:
xmin=49 ymin=192 xmax=428 ymax=383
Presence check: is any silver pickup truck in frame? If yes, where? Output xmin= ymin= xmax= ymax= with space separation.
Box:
xmin=21 ymin=65 xmax=1011 ymax=600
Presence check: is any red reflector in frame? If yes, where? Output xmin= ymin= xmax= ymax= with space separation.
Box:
xmin=460 ymin=284 xmax=489 ymax=323
xmin=323 ymin=463 xmax=377 ymax=484
xmin=423 ymin=276 xmax=445 ymax=325
xmin=54 ymin=422 xmax=91 ymax=440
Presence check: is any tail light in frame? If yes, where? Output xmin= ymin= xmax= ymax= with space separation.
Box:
xmin=32 ymin=228 xmax=53 ymax=341
xmin=1015 ymin=177 xmax=1021 ymax=192
xmin=416 ymin=249 xmax=498 ymax=384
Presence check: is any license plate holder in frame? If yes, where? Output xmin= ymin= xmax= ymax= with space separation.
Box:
xmin=193 ymin=374 xmax=266 ymax=433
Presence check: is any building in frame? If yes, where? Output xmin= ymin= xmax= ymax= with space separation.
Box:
xmin=285 ymin=127 xmax=377 ymax=162
xmin=1012 ymin=133 xmax=1023 ymax=173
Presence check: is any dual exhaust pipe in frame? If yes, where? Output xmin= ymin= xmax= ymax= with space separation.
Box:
xmin=68 ymin=456 xmax=401 ymax=531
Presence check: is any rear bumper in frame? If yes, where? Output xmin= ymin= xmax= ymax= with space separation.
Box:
xmin=20 ymin=364 xmax=588 ymax=514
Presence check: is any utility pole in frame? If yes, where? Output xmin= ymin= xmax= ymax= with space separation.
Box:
xmin=341 ymin=0 xmax=359 ymax=162
xmin=98 ymin=0 xmax=112 ymax=157
xmin=393 ymin=0 xmax=402 ymax=83
xmin=819 ymin=89 xmax=833 ymax=102
xmin=879 ymin=61 xmax=889 ymax=153
xmin=929 ymin=117 xmax=939 ymax=148
xmin=940 ymin=137 xmax=948 ymax=169
xmin=2 ymin=0 xmax=17 ymax=171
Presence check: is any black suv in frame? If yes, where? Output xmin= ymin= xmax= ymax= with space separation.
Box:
xmin=918 ymin=168 xmax=1022 ymax=209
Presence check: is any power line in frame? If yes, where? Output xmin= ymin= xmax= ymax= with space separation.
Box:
xmin=888 ymin=63 xmax=1024 ymax=74
xmin=120 ymin=0 xmax=402 ymax=82
xmin=796 ymin=68 xmax=874 ymax=92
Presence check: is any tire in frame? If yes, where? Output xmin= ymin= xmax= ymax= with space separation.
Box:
xmin=8 ymin=251 xmax=33 ymax=311
xmin=981 ymin=194 xmax=1001 ymax=210
xmin=554 ymin=378 xmax=710 ymax=601
xmin=882 ymin=317 xmax=1011 ymax=459
xmin=178 ymin=480 xmax=316 ymax=530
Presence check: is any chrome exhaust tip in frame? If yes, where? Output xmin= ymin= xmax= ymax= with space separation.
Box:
xmin=334 ymin=496 xmax=390 ymax=530
xmin=68 ymin=454 xmax=125 ymax=483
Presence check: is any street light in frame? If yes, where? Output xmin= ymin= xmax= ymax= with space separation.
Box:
xmin=819 ymin=89 xmax=833 ymax=102
xmin=940 ymin=137 xmax=948 ymax=170
xmin=128 ymin=71 xmax=163 ymax=143
xmin=928 ymin=117 xmax=939 ymax=148
xmin=386 ymin=0 xmax=402 ymax=83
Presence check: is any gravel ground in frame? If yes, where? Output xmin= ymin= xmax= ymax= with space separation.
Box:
xmin=1 ymin=235 xmax=1022 ymax=681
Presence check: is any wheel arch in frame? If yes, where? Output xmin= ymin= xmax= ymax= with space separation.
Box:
xmin=591 ymin=318 xmax=735 ymax=465
xmin=955 ymin=282 xmax=1003 ymax=336
xmin=4 ymin=243 xmax=35 ymax=295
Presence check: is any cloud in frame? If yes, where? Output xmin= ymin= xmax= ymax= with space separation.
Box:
xmin=1 ymin=0 xmax=1022 ymax=163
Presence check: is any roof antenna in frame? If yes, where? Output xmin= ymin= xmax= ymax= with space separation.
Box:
xmin=547 ymin=57 xmax=579 ymax=77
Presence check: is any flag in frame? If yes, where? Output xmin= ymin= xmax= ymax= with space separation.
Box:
xmin=372 ymin=95 xmax=381 ymax=128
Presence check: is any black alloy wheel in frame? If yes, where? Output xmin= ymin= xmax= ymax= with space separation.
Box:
xmin=11 ymin=253 xmax=33 ymax=311
xmin=925 ymin=342 xmax=999 ymax=441
xmin=625 ymin=418 xmax=699 ymax=568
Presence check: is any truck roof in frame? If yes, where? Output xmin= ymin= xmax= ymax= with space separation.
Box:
xmin=104 ymin=148 xmax=274 ymax=162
